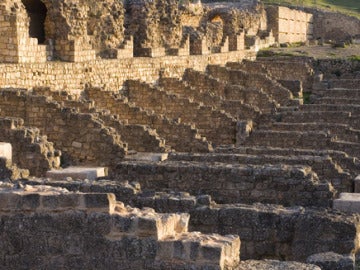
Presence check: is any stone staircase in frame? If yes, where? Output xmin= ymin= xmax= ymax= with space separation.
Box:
xmin=85 ymin=87 xmax=212 ymax=152
xmin=33 ymin=87 xmax=169 ymax=153
xmin=124 ymin=80 xmax=238 ymax=145
xmin=0 ymin=89 xmax=127 ymax=169
xmin=158 ymin=77 xmax=261 ymax=120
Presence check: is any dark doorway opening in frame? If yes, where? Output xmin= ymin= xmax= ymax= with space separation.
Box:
xmin=22 ymin=0 xmax=47 ymax=44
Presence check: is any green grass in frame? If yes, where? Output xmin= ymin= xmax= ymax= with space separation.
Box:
xmin=348 ymin=55 xmax=360 ymax=61
xmin=262 ymin=0 xmax=360 ymax=19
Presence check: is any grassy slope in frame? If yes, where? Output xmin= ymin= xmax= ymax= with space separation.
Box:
xmin=262 ymin=0 xmax=360 ymax=18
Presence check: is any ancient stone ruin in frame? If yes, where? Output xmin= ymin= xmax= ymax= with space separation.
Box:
xmin=0 ymin=0 xmax=360 ymax=269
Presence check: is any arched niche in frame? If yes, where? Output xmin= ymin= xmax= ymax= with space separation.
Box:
xmin=21 ymin=0 xmax=47 ymax=44
xmin=206 ymin=14 xmax=225 ymax=47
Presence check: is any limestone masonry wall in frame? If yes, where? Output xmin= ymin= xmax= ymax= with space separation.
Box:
xmin=266 ymin=6 xmax=313 ymax=44
xmin=0 ymin=52 xmax=249 ymax=92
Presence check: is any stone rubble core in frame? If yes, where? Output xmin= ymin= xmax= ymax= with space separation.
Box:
xmin=0 ymin=183 xmax=240 ymax=269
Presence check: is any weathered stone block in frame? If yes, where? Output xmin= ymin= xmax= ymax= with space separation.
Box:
xmin=0 ymin=142 xmax=12 ymax=161
xmin=306 ymin=252 xmax=354 ymax=270
xmin=333 ymin=193 xmax=360 ymax=214
xmin=46 ymin=167 xmax=107 ymax=181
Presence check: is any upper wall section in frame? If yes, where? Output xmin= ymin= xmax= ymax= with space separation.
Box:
xmin=266 ymin=6 xmax=313 ymax=44
xmin=0 ymin=0 xmax=358 ymax=64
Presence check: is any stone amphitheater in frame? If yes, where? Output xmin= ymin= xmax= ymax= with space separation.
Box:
xmin=0 ymin=0 xmax=360 ymax=269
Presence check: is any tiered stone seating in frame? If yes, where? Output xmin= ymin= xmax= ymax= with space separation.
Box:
xmin=158 ymin=77 xmax=261 ymax=120
xmin=113 ymin=159 xmax=334 ymax=207
xmin=125 ymin=80 xmax=238 ymax=145
xmin=85 ymin=87 xmax=212 ymax=152
xmin=167 ymin=152 xmax=352 ymax=193
xmin=32 ymin=88 xmax=168 ymax=153
xmin=0 ymin=89 xmax=127 ymax=169
xmin=204 ymin=65 xmax=295 ymax=106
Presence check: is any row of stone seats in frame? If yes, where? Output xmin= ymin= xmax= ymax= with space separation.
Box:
xmin=238 ymin=60 xmax=360 ymax=204
xmin=183 ymin=68 xmax=280 ymax=114
xmin=215 ymin=146 xmax=360 ymax=180
xmin=167 ymin=152 xmax=352 ymax=193
xmin=124 ymin=80 xmax=238 ymax=145
xmin=112 ymin=159 xmax=334 ymax=207
xmin=0 ymin=118 xmax=60 ymax=176
xmin=32 ymin=87 xmax=168 ymax=153
xmin=85 ymin=87 xmax=212 ymax=152
xmin=269 ymin=122 xmax=360 ymax=144
xmin=0 ymin=89 xmax=127 ymax=169
xmin=227 ymin=57 xmax=315 ymax=90
xmin=22 ymin=178 xmax=359 ymax=268
xmin=205 ymin=65 xmax=295 ymax=107
xmin=157 ymin=77 xmax=261 ymax=119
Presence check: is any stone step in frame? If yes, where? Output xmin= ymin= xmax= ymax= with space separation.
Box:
xmin=299 ymin=104 xmax=360 ymax=112
xmin=325 ymin=79 xmax=360 ymax=89
xmin=244 ymin=130 xmax=333 ymax=149
xmin=113 ymin=160 xmax=334 ymax=207
xmin=167 ymin=152 xmax=352 ymax=192
xmin=124 ymin=152 xmax=169 ymax=162
xmin=270 ymin=122 xmax=360 ymax=143
xmin=312 ymin=97 xmax=360 ymax=105
xmin=279 ymin=111 xmax=360 ymax=129
xmin=85 ymin=88 xmax=212 ymax=152
xmin=0 ymin=142 xmax=12 ymax=161
xmin=125 ymin=80 xmax=237 ymax=145
xmin=333 ymin=193 xmax=360 ymax=214
xmin=313 ymin=89 xmax=360 ymax=99
xmin=46 ymin=166 xmax=108 ymax=181
xmin=214 ymin=146 xmax=360 ymax=177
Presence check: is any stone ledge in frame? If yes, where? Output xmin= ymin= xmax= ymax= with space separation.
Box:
xmin=0 ymin=184 xmax=115 ymax=213
xmin=46 ymin=166 xmax=108 ymax=181
xmin=333 ymin=192 xmax=360 ymax=214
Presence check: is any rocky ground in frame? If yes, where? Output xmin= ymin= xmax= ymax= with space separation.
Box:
xmin=259 ymin=43 xmax=360 ymax=59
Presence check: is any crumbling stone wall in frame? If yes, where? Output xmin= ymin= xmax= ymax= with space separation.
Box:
xmin=0 ymin=185 xmax=241 ymax=269
xmin=0 ymin=89 xmax=126 ymax=168
xmin=86 ymin=0 xmax=125 ymax=56
xmin=125 ymin=0 xmax=183 ymax=56
xmin=0 ymin=117 xmax=60 ymax=176
xmin=0 ymin=0 xmax=48 ymax=63
xmin=190 ymin=203 xmax=360 ymax=262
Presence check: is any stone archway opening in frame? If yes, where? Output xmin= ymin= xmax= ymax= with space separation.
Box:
xmin=22 ymin=0 xmax=47 ymax=44
xmin=206 ymin=14 xmax=225 ymax=48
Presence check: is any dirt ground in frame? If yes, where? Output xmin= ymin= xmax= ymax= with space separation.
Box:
xmin=262 ymin=43 xmax=360 ymax=59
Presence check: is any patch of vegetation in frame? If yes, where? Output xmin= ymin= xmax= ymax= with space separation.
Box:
xmin=262 ymin=0 xmax=360 ymax=19
xmin=348 ymin=55 xmax=360 ymax=61
xmin=302 ymin=92 xmax=312 ymax=104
